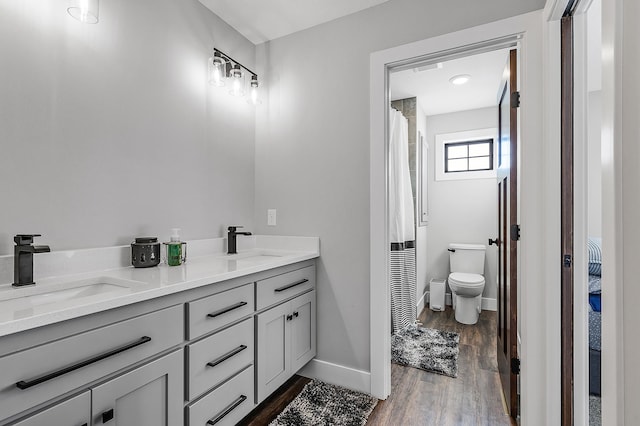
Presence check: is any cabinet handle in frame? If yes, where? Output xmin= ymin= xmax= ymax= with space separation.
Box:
xmin=206 ymin=345 xmax=248 ymax=368
xmin=15 ymin=336 xmax=152 ymax=390
xmin=286 ymin=314 xmax=293 ymax=321
xmin=102 ymin=408 xmax=114 ymax=423
xmin=206 ymin=395 xmax=247 ymax=425
xmin=274 ymin=278 xmax=308 ymax=293
xmin=207 ymin=301 xmax=248 ymax=318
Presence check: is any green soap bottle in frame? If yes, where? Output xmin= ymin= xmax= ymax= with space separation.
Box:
xmin=166 ymin=228 xmax=185 ymax=266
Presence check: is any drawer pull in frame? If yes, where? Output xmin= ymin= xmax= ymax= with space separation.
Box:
xmin=102 ymin=408 xmax=114 ymax=423
xmin=206 ymin=395 xmax=247 ymax=425
xmin=15 ymin=336 xmax=152 ymax=390
xmin=206 ymin=345 xmax=248 ymax=368
xmin=207 ymin=301 xmax=248 ymax=318
xmin=274 ymin=278 xmax=309 ymax=293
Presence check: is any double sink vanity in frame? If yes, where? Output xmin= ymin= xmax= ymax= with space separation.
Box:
xmin=0 ymin=235 xmax=319 ymax=426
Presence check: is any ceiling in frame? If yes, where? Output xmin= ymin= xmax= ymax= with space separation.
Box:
xmin=390 ymin=49 xmax=510 ymax=116
xmin=198 ymin=0 xmax=390 ymax=44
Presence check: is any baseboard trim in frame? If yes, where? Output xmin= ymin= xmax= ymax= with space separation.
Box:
xmin=424 ymin=291 xmax=497 ymax=312
xmin=416 ymin=291 xmax=428 ymax=311
xmin=297 ymin=359 xmax=371 ymax=394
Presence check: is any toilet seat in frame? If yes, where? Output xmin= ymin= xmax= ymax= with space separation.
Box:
xmin=448 ymin=272 xmax=485 ymax=287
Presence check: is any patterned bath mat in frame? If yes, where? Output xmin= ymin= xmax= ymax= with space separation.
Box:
xmin=391 ymin=325 xmax=460 ymax=377
xmin=269 ymin=380 xmax=378 ymax=426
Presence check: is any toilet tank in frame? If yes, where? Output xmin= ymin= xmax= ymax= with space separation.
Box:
xmin=449 ymin=243 xmax=486 ymax=274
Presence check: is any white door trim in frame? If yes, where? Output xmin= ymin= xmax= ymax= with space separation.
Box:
xmin=370 ymin=10 xmax=549 ymax=423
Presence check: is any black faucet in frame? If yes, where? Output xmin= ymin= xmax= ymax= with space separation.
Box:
xmin=227 ymin=226 xmax=252 ymax=255
xmin=13 ymin=234 xmax=51 ymax=287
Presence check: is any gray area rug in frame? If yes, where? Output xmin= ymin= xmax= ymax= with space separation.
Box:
xmin=391 ymin=325 xmax=460 ymax=377
xmin=589 ymin=395 xmax=601 ymax=426
xmin=269 ymin=380 xmax=378 ymax=426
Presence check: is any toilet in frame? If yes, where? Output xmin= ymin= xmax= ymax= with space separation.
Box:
xmin=447 ymin=243 xmax=486 ymax=325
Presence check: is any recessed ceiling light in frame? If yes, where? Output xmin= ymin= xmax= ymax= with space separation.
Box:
xmin=449 ymin=74 xmax=471 ymax=85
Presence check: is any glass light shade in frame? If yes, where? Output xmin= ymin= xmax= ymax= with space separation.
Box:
xmin=67 ymin=0 xmax=99 ymax=24
xmin=208 ymin=54 xmax=226 ymax=87
xmin=229 ymin=65 xmax=244 ymax=97
xmin=250 ymin=76 xmax=259 ymax=105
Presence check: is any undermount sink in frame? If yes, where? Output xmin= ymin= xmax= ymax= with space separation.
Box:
xmin=0 ymin=277 xmax=142 ymax=311
xmin=224 ymin=251 xmax=284 ymax=267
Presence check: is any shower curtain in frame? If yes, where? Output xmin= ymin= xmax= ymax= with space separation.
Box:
xmin=389 ymin=107 xmax=416 ymax=334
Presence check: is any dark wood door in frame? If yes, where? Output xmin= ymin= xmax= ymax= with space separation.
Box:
xmin=496 ymin=49 xmax=519 ymax=420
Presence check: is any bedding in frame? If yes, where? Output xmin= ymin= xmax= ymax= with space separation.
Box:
xmin=589 ymin=275 xmax=601 ymax=312
xmin=589 ymin=308 xmax=601 ymax=396
xmin=588 ymin=237 xmax=602 ymax=276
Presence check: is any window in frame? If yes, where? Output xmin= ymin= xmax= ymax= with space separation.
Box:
xmin=444 ymin=139 xmax=494 ymax=173
xmin=434 ymin=128 xmax=497 ymax=181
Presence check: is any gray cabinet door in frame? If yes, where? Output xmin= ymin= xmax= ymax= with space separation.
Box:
xmin=91 ymin=350 xmax=183 ymax=426
xmin=10 ymin=391 xmax=90 ymax=426
xmin=256 ymin=301 xmax=291 ymax=404
xmin=290 ymin=290 xmax=316 ymax=373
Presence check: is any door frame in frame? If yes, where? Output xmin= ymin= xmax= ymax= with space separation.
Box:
xmin=369 ymin=10 xmax=548 ymax=423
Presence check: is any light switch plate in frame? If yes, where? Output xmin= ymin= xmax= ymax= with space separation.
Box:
xmin=267 ymin=209 xmax=277 ymax=226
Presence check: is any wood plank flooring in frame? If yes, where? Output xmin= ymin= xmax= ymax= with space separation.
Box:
xmin=240 ymin=307 xmax=513 ymax=425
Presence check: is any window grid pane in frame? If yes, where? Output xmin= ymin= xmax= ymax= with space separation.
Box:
xmin=444 ymin=139 xmax=493 ymax=173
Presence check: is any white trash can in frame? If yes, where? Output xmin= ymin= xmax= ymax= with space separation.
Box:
xmin=429 ymin=278 xmax=446 ymax=311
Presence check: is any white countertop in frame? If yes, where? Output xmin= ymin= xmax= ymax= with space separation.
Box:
xmin=0 ymin=236 xmax=319 ymax=337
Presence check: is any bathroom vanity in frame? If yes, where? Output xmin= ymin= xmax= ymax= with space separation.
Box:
xmin=0 ymin=236 xmax=318 ymax=426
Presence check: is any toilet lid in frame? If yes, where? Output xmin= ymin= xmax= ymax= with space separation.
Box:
xmin=449 ymin=272 xmax=484 ymax=285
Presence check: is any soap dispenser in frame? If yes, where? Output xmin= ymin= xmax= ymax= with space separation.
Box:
xmin=163 ymin=228 xmax=187 ymax=266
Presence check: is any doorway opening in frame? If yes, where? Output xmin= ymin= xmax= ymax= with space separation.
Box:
xmin=377 ymin=38 xmax=522 ymax=422
xmin=370 ymin=12 xmax=546 ymax=423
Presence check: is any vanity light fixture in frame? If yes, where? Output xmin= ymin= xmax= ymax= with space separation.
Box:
xmin=208 ymin=51 xmax=227 ymax=87
xmin=209 ymin=48 xmax=259 ymax=104
xmin=250 ymin=75 xmax=259 ymax=105
xmin=229 ymin=64 xmax=244 ymax=97
xmin=67 ymin=0 xmax=99 ymax=24
xmin=449 ymin=74 xmax=471 ymax=85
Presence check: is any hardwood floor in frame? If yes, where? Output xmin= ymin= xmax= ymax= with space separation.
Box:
xmin=240 ymin=307 xmax=513 ymax=425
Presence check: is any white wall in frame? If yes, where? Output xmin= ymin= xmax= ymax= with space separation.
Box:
xmin=601 ymin=0 xmax=640 ymax=422
xmin=254 ymin=0 xmax=545 ymax=373
xmin=587 ymin=91 xmax=602 ymax=237
xmin=0 ymin=0 xmax=256 ymax=255
xmin=425 ymin=107 xmax=498 ymax=301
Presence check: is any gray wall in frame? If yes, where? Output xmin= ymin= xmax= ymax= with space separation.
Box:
xmin=254 ymin=0 xmax=545 ymax=372
xmin=416 ymin=100 xmax=429 ymax=307
xmin=425 ymin=107 xmax=498 ymax=301
xmin=0 ymin=0 xmax=256 ymax=254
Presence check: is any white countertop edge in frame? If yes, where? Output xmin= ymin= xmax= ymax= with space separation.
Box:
xmin=0 ymin=241 xmax=319 ymax=337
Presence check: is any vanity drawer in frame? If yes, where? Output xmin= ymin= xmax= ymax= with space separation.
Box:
xmin=187 ymin=283 xmax=254 ymax=340
xmin=186 ymin=365 xmax=254 ymax=426
xmin=0 ymin=304 xmax=183 ymax=421
xmin=256 ymin=265 xmax=315 ymax=310
xmin=186 ymin=318 xmax=254 ymax=400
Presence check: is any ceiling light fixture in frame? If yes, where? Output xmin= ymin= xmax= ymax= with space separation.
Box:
xmin=449 ymin=74 xmax=471 ymax=85
xmin=208 ymin=48 xmax=259 ymax=104
xmin=67 ymin=0 xmax=99 ymax=24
